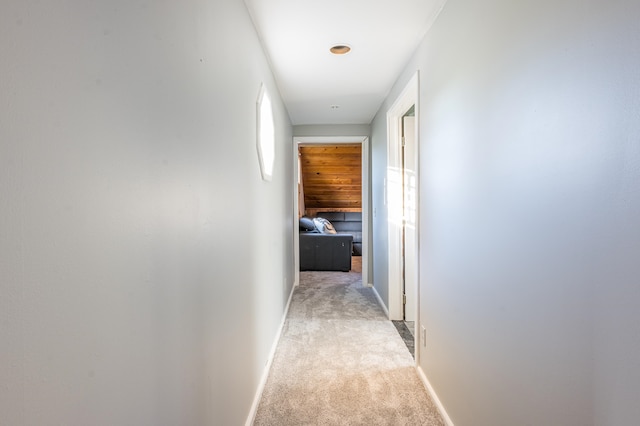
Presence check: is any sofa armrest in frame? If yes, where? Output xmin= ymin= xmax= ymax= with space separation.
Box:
xmin=299 ymin=233 xmax=353 ymax=271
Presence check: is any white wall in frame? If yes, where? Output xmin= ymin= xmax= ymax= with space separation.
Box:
xmin=0 ymin=0 xmax=293 ymax=424
xmin=370 ymin=115 xmax=391 ymax=305
xmin=293 ymin=124 xmax=371 ymax=138
xmin=371 ymin=0 xmax=640 ymax=424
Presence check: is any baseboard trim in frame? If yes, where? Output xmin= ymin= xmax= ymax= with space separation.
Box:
xmin=245 ymin=283 xmax=296 ymax=426
xmin=371 ymin=285 xmax=390 ymax=318
xmin=417 ymin=366 xmax=454 ymax=426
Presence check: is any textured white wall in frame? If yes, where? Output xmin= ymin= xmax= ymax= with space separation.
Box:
xmin=370 ymin=115 xmax=391 ymax=305
xmin=371 ymin=0 xmax=640 ymax=424
xmin=0 ymin=0 xmax=293 ymax=424
xmin=293 ymin=124 xmax=371 ymax=138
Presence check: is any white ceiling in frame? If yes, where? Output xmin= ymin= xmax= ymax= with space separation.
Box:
xmin=244 ymin=0 xmax=448 ymax=125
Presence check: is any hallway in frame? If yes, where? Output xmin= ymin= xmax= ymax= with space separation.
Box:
xmin=253 ymin=259 xmax=443 ymax=425
xmin=2 ymin=0 xmax=639 ymax=424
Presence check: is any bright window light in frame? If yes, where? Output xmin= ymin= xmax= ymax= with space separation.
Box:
xmin=257 ymin=84 xmax=275 ymax=181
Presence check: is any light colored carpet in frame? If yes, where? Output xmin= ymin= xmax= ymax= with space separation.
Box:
xmin=254 ymin=258 xmax=444 ymax=425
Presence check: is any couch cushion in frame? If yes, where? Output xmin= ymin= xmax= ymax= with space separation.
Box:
xmin=344 ymin=212 xmax=362 ymax=222
xmin=313 ymin=217 xmax=337 ymax=234
xmin=299 ymin=216 xmax=316 ymax=232
xmin=317 ymin=212 xmax=345 ymax=222
xmin=332 ymin=221 xmax=361 ymax=233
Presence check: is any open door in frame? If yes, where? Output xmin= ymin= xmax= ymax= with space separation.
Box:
xmin=402 ymin=112 xmax=417 ymax=323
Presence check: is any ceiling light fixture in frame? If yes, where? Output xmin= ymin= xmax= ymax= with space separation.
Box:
xmin=330 ymin=105 xmax=340 ymax=109
xmin=330 ymin=45 xmax=351 ymax=55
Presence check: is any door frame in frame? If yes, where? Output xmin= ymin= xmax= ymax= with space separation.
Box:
xmin=292 ymin=136 xmax=370 ymax=287
xmin=402 ymin=114 xmax=417 ymax=323
xmin=386 ymin=72 xmax=420 ymax=351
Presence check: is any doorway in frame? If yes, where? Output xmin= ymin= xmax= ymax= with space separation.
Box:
xmin=292 ymin=136 xmax=370 ymax=288
xmin=387 ymin=73 xmax=420 ymax=361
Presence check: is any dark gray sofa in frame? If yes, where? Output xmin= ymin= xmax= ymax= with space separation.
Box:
xmin=317 ymin=212 xmax=362 ymax=256
xmin=298 ymin=211 xmax=362 ymax=272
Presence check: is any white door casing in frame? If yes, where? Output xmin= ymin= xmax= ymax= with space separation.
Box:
xmin=292 ymin=136 xmax=370 ymax=287
xmin=403 ymin=115 xmax=418 ymax=323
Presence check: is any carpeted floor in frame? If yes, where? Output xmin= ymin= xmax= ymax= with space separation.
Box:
xmin=253 ymin=258 xmax=444 ymax=425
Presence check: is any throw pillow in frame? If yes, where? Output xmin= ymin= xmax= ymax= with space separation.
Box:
xmin=313 ymin=217 xmax=337 ymax=234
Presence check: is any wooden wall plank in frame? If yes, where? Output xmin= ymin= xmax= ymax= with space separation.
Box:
xmin=299 ymin=144 xmax=362 ymax=214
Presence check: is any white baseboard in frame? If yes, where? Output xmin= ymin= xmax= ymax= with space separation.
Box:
xmin=245 ymin=283 xmax=296 ymax=426
xmin=417 ymin=366 xmax=454 ymax=426
xmin=371 ymin=285 xmax=390 ymax=318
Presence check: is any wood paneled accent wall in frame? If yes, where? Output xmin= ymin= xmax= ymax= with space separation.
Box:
xmin=299 ymin=144 xmax=362 ymax=216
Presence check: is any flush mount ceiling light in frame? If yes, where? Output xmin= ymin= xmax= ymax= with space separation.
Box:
xmin=330 ymin=105 xmax=340 ymax=109
xmin=330 ymin=44 xmax=351 ymax=55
